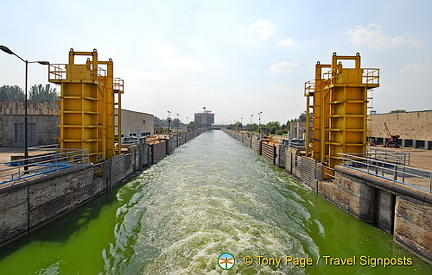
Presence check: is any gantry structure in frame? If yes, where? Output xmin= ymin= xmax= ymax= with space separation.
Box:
xmin=49 ymin=49 xmax=124 ymax=163
xmin=305 ymin=52 xmax=379 ymax=168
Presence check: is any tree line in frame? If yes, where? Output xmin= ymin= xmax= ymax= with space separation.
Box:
xmin=0 ymin=84 xmax=59 ymax=102
xmin=228 ymin=111 xmax=307 ymax=136
xmin=154 ymin=116 xmax=202 ymax=134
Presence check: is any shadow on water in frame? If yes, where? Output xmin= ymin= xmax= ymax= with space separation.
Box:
xmin=0 ymin=186 xmax=118 ymax=260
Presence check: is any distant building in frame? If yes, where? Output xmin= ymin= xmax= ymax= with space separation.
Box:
xmin=194 ymin=107 xmax=214 ymax=128
xmin=119 ymin=108 xmax=154 ymax=137
xmin=367 ymin=110 xmax=432 ymax=149
xmin=0 ymin=102 xmax=59 ymax=147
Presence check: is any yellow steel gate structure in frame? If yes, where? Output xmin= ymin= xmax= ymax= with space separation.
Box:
xmin=49 ymin=49 xmax=124 ymax=163
xmin=305 ymin=52 xmax=380 ymax=168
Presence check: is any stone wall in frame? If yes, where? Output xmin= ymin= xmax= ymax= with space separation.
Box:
xmin=318 ymin=168 xmax=375 ymax=223
xmin=394 ymin=197 xmax=431 ymax=263
xmin=0 ymin=164 xmax=95 ymax=246
xmin=110 ymin=153 xmax=133 ymax=185
xmin=0 ymin=102 xmax=59 ymax=116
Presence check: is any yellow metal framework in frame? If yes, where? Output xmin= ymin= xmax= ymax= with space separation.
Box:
xmin=113 ymin=77 xmax=124 ymax=155
xmin=305 ymin=52 xmax=379 ymax=168
xmin=49 ymin=48 xmax=124 ymax=163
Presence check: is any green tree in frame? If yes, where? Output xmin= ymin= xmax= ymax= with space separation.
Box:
xmin=234 ymin=121 xmax=242 ymax=130
xmin=29 ymin=84 xmax=59 ymax=101
xmin=172 ymin=118 xmax=181 ymax=128
xmin=264 ymin=121 xmax=281 ymax=134
xmin=187 ymin=121 xmax=200 ymax=130
xmin=0 ymin=85 xmax=25 ymax=101
xmin=246 ymin=123 xmax=259 ymax=132
xmin=275 ymin=129 xmax=285 ymax=135
xmin=298 ymin=111 xmax=307 ymax=122
xmin=390 ymin=109 xmax=406 ymax=113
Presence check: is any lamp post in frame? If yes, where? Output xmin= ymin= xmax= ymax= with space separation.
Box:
xmin=176 ymin=114 xmax=179 ymax=132
xmin=176 ymin=114 xmax=180 ymax=147
xmin=240 ymin=117 xmax=243 ymax=131
xmin=0 ymin=45 xmax=49 ymax=170
xmin=167 ymin=110 xmax=171 ymax=133
xmin=258 ymin=111 xmax=263 ymax=126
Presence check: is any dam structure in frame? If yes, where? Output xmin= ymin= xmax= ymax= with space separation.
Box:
xmin=0 ymin=51 xmax=431 ymax=273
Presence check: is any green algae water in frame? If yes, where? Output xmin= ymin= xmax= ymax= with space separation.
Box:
xmin=0 ymin=130 xmax=430 ymax=274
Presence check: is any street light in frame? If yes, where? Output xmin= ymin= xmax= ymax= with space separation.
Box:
xmin=240 ymin=117 xmax=243 ymax=131
xmin=176 ymin=114 xmax=180 ymax=133
xmin=0 ymin=45 xmax=49 ymax=170
xmin=167 ymin=110 xmax=172 ymax=133
xmin=176 ymin=114 xmax=180 ymax=147
xmin=258 ymin=111 xmax=262 ymax=126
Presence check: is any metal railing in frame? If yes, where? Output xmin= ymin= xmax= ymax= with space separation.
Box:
xmin=0 ymin=147 xmax=90 ymax=184
xmin=322 ymin=67 xmax=380 ymax=86
xmin=48 ymin=64 xmax=66 ymax=80
xmin=113 ymin=77 xmax=124 ymax=92
xmin=304 ymin=80 xmax=315 ymax=96
xmin=283 ymin=139 xmax=306 ymax=149
xmin=340 ymin=153 xmax=432 ymax=193
xmin=363 ymin=68 xmax=380 ymax=85
xmin=48 ymin=64 xmax=107 ymax=81
xmin=367 ymin=147 xmax=410 ymax=166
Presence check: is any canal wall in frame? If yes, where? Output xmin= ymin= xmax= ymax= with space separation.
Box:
xmin=0 ymin=128 xmax=205 ymax=248
xmin=0 ymin=164 xmax=95 ymax=247
xmin=223 ymin=129 xmax=432 ymax=264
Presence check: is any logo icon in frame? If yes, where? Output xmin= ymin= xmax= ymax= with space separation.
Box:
xmin=218 ymin=253 xmax=235 ymax=270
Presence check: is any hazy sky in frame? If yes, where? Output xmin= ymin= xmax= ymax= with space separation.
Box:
xmin=1 ymin=0 xmax=431 ymax=124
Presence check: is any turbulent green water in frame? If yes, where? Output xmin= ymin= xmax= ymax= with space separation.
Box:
xmin=0 ymin=130 xmax=430 ymax=274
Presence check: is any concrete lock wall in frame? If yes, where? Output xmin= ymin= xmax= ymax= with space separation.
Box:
xmin=332 ymin=166 xmax=432 ymax=263
xmin=224 ymin=129 xmax=432 ymax=264
xmin=0 ymin=164 xmax=95 ymax=246
xmin=0 ymin=128 xmax=205 ymax=249
xmin=394 ymin=196 xmax=432 ymax=263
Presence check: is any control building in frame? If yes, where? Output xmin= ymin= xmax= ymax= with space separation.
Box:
xmin=194 ymin=107 xmax=214 ymax=129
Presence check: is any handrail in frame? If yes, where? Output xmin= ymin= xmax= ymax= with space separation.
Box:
xmin=48 ymin=64 xmax=66 ymax=80
xmin=113 ymin=77 xmax=124 ymax=92
xmin=0 ymin=148 xmax=90 ymax=184
xmin=363 ymin=68 xmax=380 ymax=85
xmin=304 ymin=80 xmax=315 ymax=96
xmin=366 ymin=147 xmax=410 ymax=165
xmin=340 ymin=153 xmax=431 ymax=193
xmin=322 ymin=67 xmax=380 ymax=86
xmin=49 ymin=64 xmax=108 ymax=81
